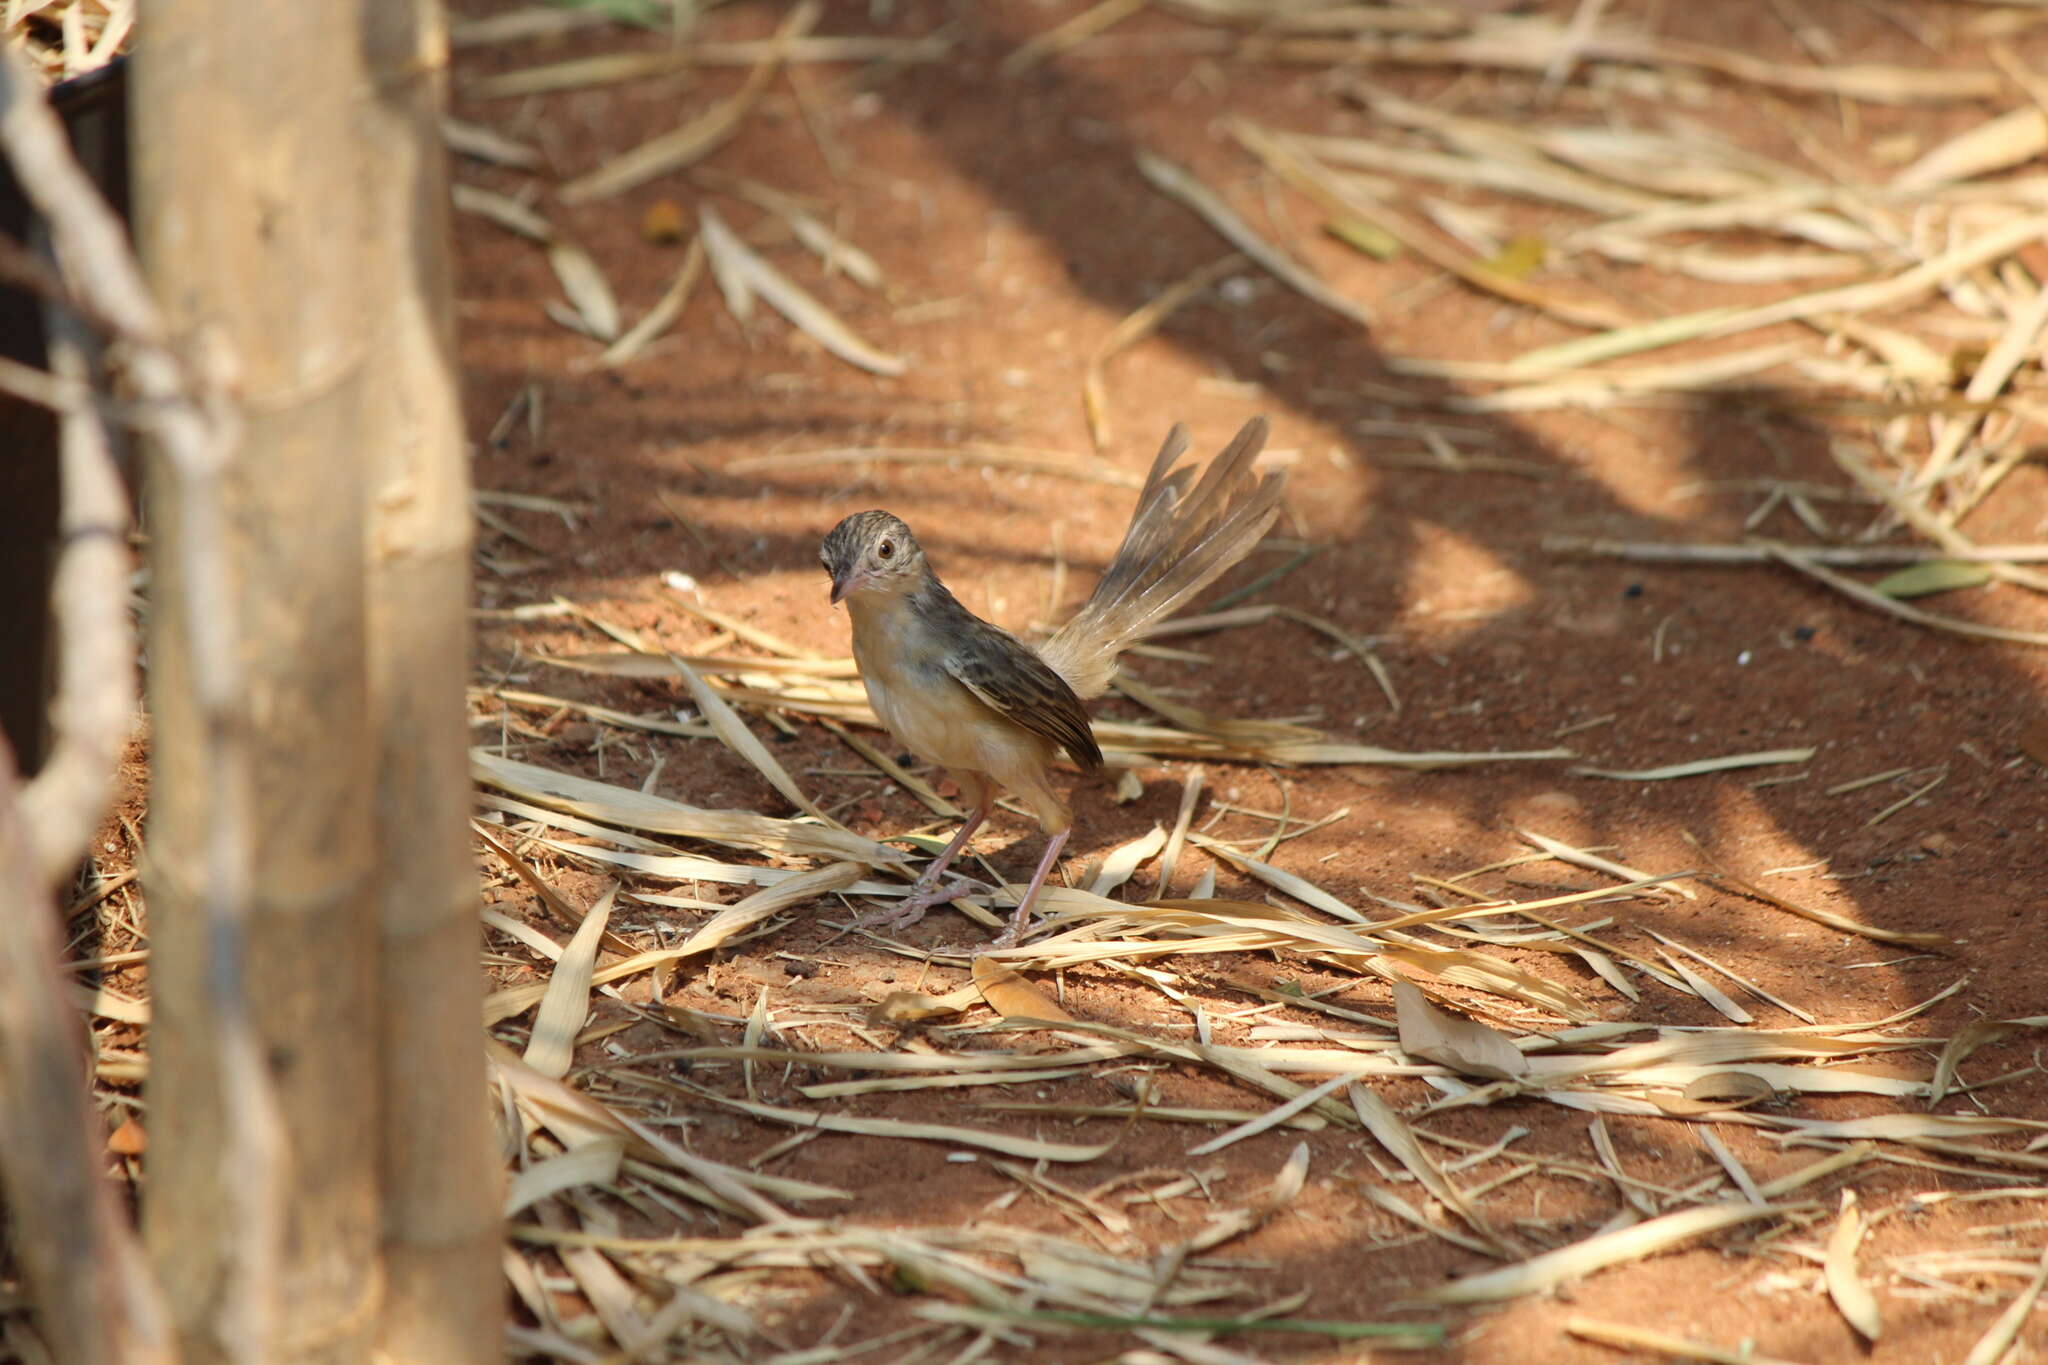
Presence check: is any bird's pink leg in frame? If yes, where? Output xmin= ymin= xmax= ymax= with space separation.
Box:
xmin=990 ymin=828 xmax=1071 ymax=949
xmin=854 ymin=796 xmax=992 ymax=931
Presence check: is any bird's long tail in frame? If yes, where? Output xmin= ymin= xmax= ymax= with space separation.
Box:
xmin=1037 ymin=416 xmax=1283 ymax=699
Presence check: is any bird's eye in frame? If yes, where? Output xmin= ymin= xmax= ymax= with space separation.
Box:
xmin=876 ymin=539 xmax=895 ymax=560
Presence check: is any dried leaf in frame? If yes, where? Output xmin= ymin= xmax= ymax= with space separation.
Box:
xmin=471 ymin=750 xmax=904 ymax=865
xmin=972 ymin=958 xmax=1074 ymax=1023
xmin=450 ymin=183 xmax=550 ymax=241
xmin=1136 ymin=148 xmax=1375 ymax=329
xmin=1930 ymin=1016 xmax=2048 ymax=1106
xmin=505 ymin=1138 xmax=625 ymax=1217
xmin=1873 ymin=561 xmax=1992 ymax=599
xmin=698 ymin=205 xmax=907 ymax=376
xmin=1351 ymin=1086 xmax=1513 ymax=1256
xmin=556 ymin=1 xmax=819 ymax=203
xmin=1087 ymin=824 xmax=1167 ymax=897
xmin=545 ymin=240 xmax=621 ymax=340
xmin=484 ymin=864 xmax=867 ymax=1026
xmin=1420 ymin=1202 xmax=1782 ymax=1304
xmin=1825 ymin=1190 xmax=1882 ymax=1343
xmin=668 ymin=653 xmax=836 ymax=825
xmin=1893 ymin=107 xmax=2048 ymax=191
xmin=1392 ymin=979 xmax=1527 ymax=1081
xmin=867 ymin=985 xmax=994 ymax=1024
xmin=1566 ymin=1316 xmax=1808 ymax=1365
xmin=1187 ymin=1075 xmax=1352 ymax=1157
xmin=522 ymin=884 xmax=616 ymax=1078
xmin=699 ymin=1092 xmax=1120 ymax=1163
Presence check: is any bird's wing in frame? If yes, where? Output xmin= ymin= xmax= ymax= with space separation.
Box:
xmin=944 ymin=621 xmax=1104 ymax=772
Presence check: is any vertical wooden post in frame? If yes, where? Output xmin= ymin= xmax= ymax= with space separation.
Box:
xmin=360 ymin=3 xmax=503 ymax=1360
xmin=133 ymin=2 xmax=382 ymax=1359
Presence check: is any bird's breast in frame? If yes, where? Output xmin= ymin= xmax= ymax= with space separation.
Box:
xmin=848 ymin=603 xmax=981 ymax=769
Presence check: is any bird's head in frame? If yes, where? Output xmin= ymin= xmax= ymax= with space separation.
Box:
xmin=820 ymin=510 xmax=926 ymax=606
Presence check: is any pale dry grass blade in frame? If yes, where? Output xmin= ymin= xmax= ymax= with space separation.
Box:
xmin=1520 ymin=828 xmax=1694 ymax=900
xmin=1564 ymin=1316 xmax=1811 ymax=1365
xmin=597 ymin=235 xmax=706 ymax=369
xmin=1698 ymin=1128 xmax=1763 ymax=1203
xmin=1227 ymin=118 xmax=1635 ymax=331
xmin=1545 ymin=539 xmax=2048 ymax=567
xmin=1289 ymin=122 xmax=1655 ymax=216
xmin=1186 ymin=1075 xmax=1351 ymax=1156
xmin=698 ymin=204 xmax=907 ymax=376
xmin=1589 ymin=1115 xmax=1656 ymax=1216
xmin=1930 ymin=1017 xmax=2048 ymax=1106
xmin=669 ymin=653 xmax=838 ymax=825
xmin=1514 ymin=214 xmax=2048 ymax=372
xmin=696 ymin=1092 xmax=1122 ymax=1162
xmin=558 ymin=2 xmax=820 ymax=203
xmin=1358 ymin=1184 xmax=1505 ymax=1258
xmin=1645 ymin=929 xmax=1816 ymax=1023
xmin=820 ymin=716 xmax=962 ymax=818
xmin=489 ymin=1043 xmax=792 ymax=1222
xmin=1002 ymin=0 xmax=1148 ymax=75
xmin=546 ymin=240 xmax=621 ymax=340
xmin=483 ymin=864 xmax=868 ymax=1026
xmin=472 ymin=751 xmax=903 ymax=864
xmin=451 ymin=183 xmax=550 ymax=241
xmin=1913 ymin=282 xmax=2048 ymax=493
xmin=1186 ymin=835 xmax=1370 ymax=922
xmin=442 ymin=116 xmax=541 ymax=169
xmin=1418 ymin=1202 xmax=1784 ymax=1304
xmin=1685 ymin=833 xmax=1946 ymax=948
xmin=1428 ymin=344 xmax=1804 ymax=414
xmin=1766 ymin=548 xmax=2048 ymax=647
xmin=1825 ymin=1190 xmax=1882 ymax=1343
xmin=1656 ymin=950 xmax=1753 ymax=1025
xmin=1574 ymin=748 xmax=1814 ymax=781
xmin=1135 ymin=149 xmax=1375 ymax=328
xmin=505 ymin=1138 xmax=625 ymax=1217
xmin=1249 ymin=20 xmax=2000 ymax=103
xmin=467 ymin=34 xmax=954 ymax=98
xmin=1962 ymin=1246 xmax=2048 ymax=1365
xmin=1894 ymin=107 xmax=2048 ymax=191
xmin=699 ymin=172 xmax=884 ymax=287
xmin=1352 ymin=1085 xmax=1514 ymax=1256
xmin=1153 ymin=765 xmax=1204 ymax=897
xmin=449 ymin=6 xmax=615 ymax=48
xmin=523 ymin=885 xmax=616 ymax=1078
xmin=1088 ymin=825 xmax=1167 ymax=897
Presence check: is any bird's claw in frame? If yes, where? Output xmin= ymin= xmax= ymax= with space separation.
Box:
xmin=850 ymin=874 xmax=989 ymax=933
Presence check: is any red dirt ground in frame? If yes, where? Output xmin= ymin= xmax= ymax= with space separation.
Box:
xmin=431 ymin=2 xmax=2048 ymax=1361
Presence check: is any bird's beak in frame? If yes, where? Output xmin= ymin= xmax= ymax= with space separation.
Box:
xmin=829 ymin=569 xmax=863 ymax=606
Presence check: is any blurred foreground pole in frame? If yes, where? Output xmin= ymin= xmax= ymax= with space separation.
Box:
xmin=133 ymin=0 xmax=382 ymax=1356
xmin=360 ymin=2 xmax=502 ymax=1360
xmin=134 ymin=0 xmax=497 ymax=1360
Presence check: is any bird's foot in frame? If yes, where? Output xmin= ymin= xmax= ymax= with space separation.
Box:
xmin=850 ymin=874 xmax=990 ymax=934
xmin=984 ymin=917 xmax=1032 ymax=951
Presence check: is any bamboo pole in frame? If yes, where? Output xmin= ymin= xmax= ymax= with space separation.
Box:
xmin=133 ymin=2 xmax=383 ymax=1358
xmin=360 ymin=2 xmax=502 ymax=1358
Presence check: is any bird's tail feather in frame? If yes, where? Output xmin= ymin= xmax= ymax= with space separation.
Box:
xmin=1038 ymin=416 xmax=1282 ymax=698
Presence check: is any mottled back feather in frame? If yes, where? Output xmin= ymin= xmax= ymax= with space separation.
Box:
xmin=911 ymin=582 xmax=1104 ymax=772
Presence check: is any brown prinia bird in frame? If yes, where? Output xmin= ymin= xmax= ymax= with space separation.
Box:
xmin=819 ymin=417 xmax=1284 ymax=944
